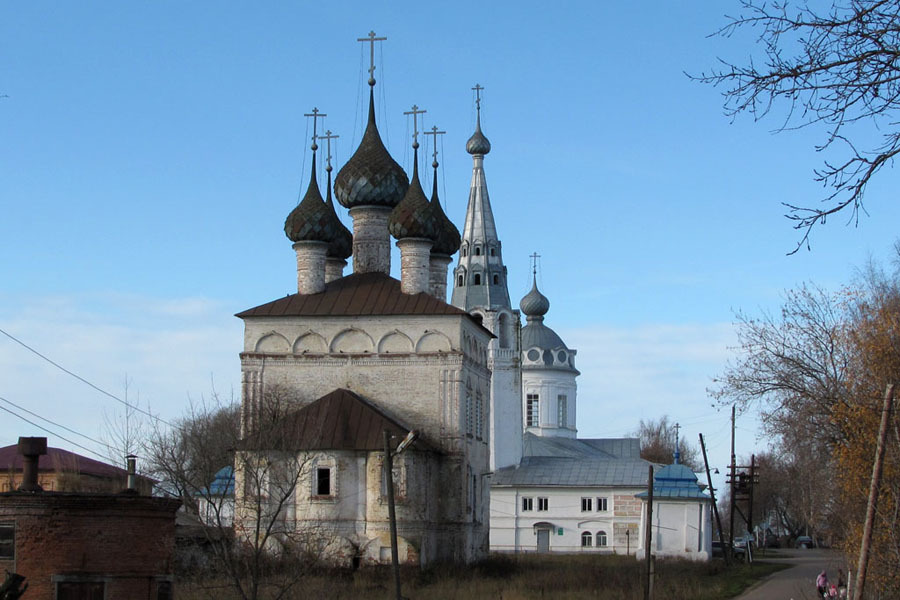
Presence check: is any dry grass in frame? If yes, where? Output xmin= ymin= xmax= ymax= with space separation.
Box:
xmin=178 ymin=554 xmax=785 ymax=600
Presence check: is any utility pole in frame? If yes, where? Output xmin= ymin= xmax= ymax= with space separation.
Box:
xmin=383 ymin=430 xmax=402 ymax=600
xmin=700 ymin=433 xmax=728 ymax=566
xmin=853 ymin=384 xmax=895 ymax=600
xmin=729 ymin=404 xmax=736 ymax=563
xmin=644 ymin=465 xmax=654 ymax=600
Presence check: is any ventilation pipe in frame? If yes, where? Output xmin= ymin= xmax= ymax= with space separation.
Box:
xmin=125 ymin=454 xmax=138 ymax=492
xmin=17 ymin=437 xmax=47 ymax=492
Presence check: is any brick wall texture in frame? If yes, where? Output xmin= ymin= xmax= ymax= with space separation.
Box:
xmin=0 ymin=493 xmax=180 ymax=599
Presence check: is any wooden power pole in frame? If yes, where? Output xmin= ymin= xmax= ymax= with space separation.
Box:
xmin=644 ymin=465 xmax=654 ymax=600
xmin=853 ymin=384 xmax=895 ymax=600
xmin=700 ymin=433 xmax=729 ymax=566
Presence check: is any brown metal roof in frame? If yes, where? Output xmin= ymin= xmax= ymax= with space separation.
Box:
xmin=236 ymin=272 xmax=478 ymax=320
xmin=241 ymin=388 xmax=436 ymax=452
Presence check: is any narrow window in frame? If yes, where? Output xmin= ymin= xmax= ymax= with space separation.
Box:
xmin=526 ymin=394 xmax=539 ymax=427
xmin=475 ymin=247 xmax=481 ymax=256
xmin=465 ymin=392 xmax=473 ymax=436
xmin=522 ymin=497 xmax=533 ymax=511
xmin=457 ymin=274 xmax=464 ymax=287
xmin=597 ymin=497 xmax=608 ymax=512
xmin=596 ymin=531 xmax=608 ymax=547
xmin=490 ymin=248 xmax=496 ymax=256
xmin=581 ymin=531 xmax=593 ymax=547
xmin=473 ymin=274 xmax=481 ymax=285
xmin=475 ymin=391 xmax=484 ymax=439
xmin=0 ymin=523 xmax=13 ymax=559
xmin=316 ymin=468 xmax=331 ymax=496
xmin=558 ymin=395 xmax=568 ymax=427
xmin=581 ymin=497 xmax=592 ymax=512
xmin=537 ymin=497 xmax=548 ymax=511
xmin=462 ymin=247 xmax=467 ymax=257
xmin=492 ymin=274 xmax=499 ymax=285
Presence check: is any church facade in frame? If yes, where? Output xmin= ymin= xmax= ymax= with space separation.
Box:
xmin=234 ymin=53 xmax=491 ymax=565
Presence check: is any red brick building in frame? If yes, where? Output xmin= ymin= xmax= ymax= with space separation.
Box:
xmin=0 ymin=438 xmax=179 ymax=599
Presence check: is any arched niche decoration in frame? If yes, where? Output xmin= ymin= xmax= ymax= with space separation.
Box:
xmin=255 ymin=332 xmax=290 ymax=353
xmin=330 ymin=328 xmax=375 ymax=354
xmin=293 ymin=331 xmax=327 ymax=354
xmin=416 ymin=331 xmax=452 ymax=353
xmin=378 ymin=330 xmax=414 ymax=354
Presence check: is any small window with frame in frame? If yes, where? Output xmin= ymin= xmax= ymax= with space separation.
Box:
xmin=581 ymin=497 xmax=592 ymax=512
xmin=537 ymin=497 xmax=548 ymax=511
xmin=521 ymin=496 xmax=533 ymax=511
xmin=597 ymin=497 xmax=609 ymax=512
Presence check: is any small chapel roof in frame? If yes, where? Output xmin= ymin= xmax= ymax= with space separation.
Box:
xmin=237 ymin=272 xmax=487 ymax=328
xmin=240 ymin=388 xmax=436 ymax=453
xmin=636 ymin=462 xmax=711 ymax=500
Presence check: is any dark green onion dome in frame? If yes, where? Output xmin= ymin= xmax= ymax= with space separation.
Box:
xmin=324 ymin=166 xmax=353 ymax=259
xmin=389 ymin=150 xmax=438 ymax=241
xmin=285 ymin=152 xmax=345 ymax=244
xmin=519 ymin=275 xmax=550 ymax=317
xmin=334 ymin=88 xmax=409 ymax=209
xmin=465 ymin=112 xmax=491 ymax=155
xmin=427 ymin=162 xmax=461 ymax=255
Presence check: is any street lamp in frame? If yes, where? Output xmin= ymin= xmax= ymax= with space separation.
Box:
xmin=384 ymin=429 xmax=419 ymax=600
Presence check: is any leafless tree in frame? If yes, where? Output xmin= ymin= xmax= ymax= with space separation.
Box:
xmin=633 ymin=415 xmax=702 ymax=470
xmin=146 ymin=387 xmax=326 ymax=600
xmin=695 ymin=0 xmax=900 ymax=252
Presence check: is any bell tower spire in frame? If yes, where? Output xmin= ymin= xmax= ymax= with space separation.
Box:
xmin=451 ymin=84 xmax=511 ymax=311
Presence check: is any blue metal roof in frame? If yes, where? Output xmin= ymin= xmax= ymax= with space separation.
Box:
xmin=197 ymin=466 xmax=234 ymax=497
xmin=635 ymin=463 xmax=711 ymax=500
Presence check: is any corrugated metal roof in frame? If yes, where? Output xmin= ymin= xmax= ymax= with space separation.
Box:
xmin=636 ymin=463 xmax=711 ymax=500
xmin=522 ymin=433 xmax=641 ymax=460
xmin=0 ymin=444 xmax=128 ymax=479
xmin=240 ymin=388 xmax=435 ymax=453
xmin=236 ymin=272 xmax=474 ymax=319
xmin=492 ymin=456 xmax=651 ymax=487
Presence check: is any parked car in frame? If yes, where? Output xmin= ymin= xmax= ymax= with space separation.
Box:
xmin=711 ymin=540 xmax=747 ymax=561
xmin=795 ymin=535 xmax=814 ymax=549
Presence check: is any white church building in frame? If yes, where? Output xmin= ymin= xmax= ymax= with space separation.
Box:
xmin=230 ymin=32 xmax=711 ymax=566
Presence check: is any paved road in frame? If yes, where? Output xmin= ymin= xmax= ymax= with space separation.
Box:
xmin=736 ymin=549 xmax=846 ymax=600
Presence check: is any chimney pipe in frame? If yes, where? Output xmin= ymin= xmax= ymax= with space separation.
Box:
xmin=125 ymin=454 xmax=137 ymax=492
xmin=17 ymin=437 xmax=47 ymax=492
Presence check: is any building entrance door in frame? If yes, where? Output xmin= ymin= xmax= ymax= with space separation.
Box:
xmin=536 ymin=529 xmax=550 ymax=553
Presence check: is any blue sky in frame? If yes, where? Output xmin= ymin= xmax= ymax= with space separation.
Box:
xmin=2 ymin=2 xmax=898 ymax=486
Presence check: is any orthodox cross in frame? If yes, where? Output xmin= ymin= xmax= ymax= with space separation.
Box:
xmin=674 ymin=422 xmax=681 ymax=450
xmin=530 ymin=252 xmax=541 ymax=276
xmin=319 ymin=130 xmax=339 ymax=172
xmin=303 ymin=107 xmax=327 ymax=149
xmin=357 ymin=30 xmax=387 ymax=85
xmin=403 ymin=105 xmax=426 ymax=148
xmin=424 ymin=125 xmax=446 ymax=167
xmin=472 ymin=83 xmax=484 ymax=111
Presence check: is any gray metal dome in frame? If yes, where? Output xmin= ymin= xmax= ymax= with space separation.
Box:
xmin=466 ymin=116 xmax=491 ymax=155
xmin=520 ymin=276 xmax=550 ymax=317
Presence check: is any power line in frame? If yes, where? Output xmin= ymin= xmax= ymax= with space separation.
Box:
xmin=0 ymin=326 xmax=175 ymax=428
xmin=0 ymin=403 xmax=109 ymax=462
xmin=0 ymin=394 xmax=111 ymax=451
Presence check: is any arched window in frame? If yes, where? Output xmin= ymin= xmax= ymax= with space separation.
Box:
xmin=461 ymin=247 xmax=467 ymax=257
xmin=473 ymin=274 xmax=481 ymax=285
xmin=492 ymin=274 xmax=499 ymax=285
xmin=475 ymin=247 xmax=481 ymax=256
xmin=581 ymin=532 xmax=593 ymax=547
xmin=457 ymin=274 xmax=464 ymax=287
xmin=490 ymin=248 xmax=496 ymax=256
xmin=596 ymin=531 xmax=607 ymax=547
xmin=498 ymin=313 xmax=510 ymax=348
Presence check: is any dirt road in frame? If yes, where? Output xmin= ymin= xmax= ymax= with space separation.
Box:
xmin=736 ymin=548 xmax=846 ymax=600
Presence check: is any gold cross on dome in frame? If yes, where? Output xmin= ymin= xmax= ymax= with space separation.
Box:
xmin=357 ymin=30 xmax=387 ymax=85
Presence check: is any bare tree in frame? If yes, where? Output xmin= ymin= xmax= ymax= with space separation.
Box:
xmin=633 ymin=415 xmax=702 ymax=470
xmin=695 ymin=0 xmax=900 ymax=251
xmin=146 ymin=388 xmax=325 ymax=600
